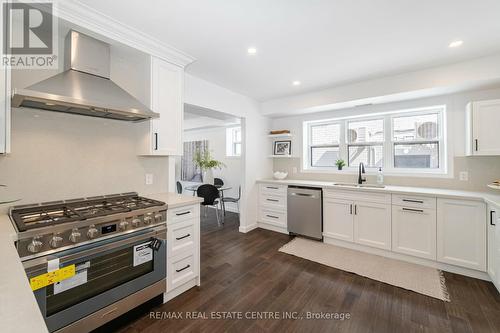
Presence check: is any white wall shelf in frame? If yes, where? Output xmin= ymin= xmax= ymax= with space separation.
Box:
xmin=268 ymin=155 xmax=297 ymax=158
xmin=268 ymin=133 xmax=292 ymax=138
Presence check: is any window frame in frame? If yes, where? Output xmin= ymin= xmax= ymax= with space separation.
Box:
xmin=303 ymin=106 xmax=447 ymax=176
xmin=308 ymin=121 xmax=342 ymax=168
xmin=226 ymin=126 xmax=242 ymax=157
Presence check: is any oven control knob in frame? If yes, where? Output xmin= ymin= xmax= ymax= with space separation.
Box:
xmin=131 ymin=218 xmax=141 ymax=228
xmin=119 ymin=221 xmax=129 ymax=231
xmin=27 ymin=236 xmax=43 ymax=253
xmin=87 ymin=225 xmax=98 ymax=239
xmin=69 ymin=228 xmax=81 ymax=243
xmin=49 ymin=234 xmax=63 ymax=248
xmin=143 ymin=215 xmax=153 ymax=225
xmin=154 ymin=214 xmax=163 ymax=223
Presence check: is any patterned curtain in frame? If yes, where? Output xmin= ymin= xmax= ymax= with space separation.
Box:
xmin=181 ymin=140 xmax=208 ymax=181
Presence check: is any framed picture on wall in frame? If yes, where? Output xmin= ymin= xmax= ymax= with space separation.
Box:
xmin=274 ymin=140 xmax=292 ymax=155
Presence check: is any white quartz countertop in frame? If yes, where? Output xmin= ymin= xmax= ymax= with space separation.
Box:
xmin=257 ymin=179 xmax=500 ymax=207
xmin=0 ymin=192 xmax=201 ymax=333
xmin=0 ymin=214 xmax=48 ymax=333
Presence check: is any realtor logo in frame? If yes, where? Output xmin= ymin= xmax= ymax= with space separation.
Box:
xmin=2 ymin=1 xmax=58 ymax=68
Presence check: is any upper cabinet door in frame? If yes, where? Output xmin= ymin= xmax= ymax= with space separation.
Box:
xmin=466 ymin=100 xmax=500 ymax=156
xmin=149 ymin=57 xmax=184 ymax=155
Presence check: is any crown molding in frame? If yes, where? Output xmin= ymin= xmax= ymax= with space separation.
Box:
xmin=53 ymin=0 xmax=196 ymax=67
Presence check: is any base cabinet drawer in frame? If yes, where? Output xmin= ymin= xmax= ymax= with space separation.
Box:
xmin=437 ymin=198 xmax=486 ymax=271
xmin=258 ymin=208 xmax=286 ymax=227
xmin=260 ymin=184 xmax=287 ymax=197
xmin=392 ymin=206 xmax=436 ymax=260
xmin=168 ymin=219 xmax=197 ymax=258
xmin=167 ymin=204 xmax=200 ymax=225
xmin=260 ymin=194 xmax=286 ymax=210
xmin=168 ymin=252 xmax=198 ymax=291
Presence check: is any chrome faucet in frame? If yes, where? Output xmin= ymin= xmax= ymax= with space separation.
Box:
xmin=358 ymin=162 xmax=366 ymax=185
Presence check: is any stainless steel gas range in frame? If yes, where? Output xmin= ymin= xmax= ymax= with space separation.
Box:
xmin=10 ymin=192 xmax=168 ymax=333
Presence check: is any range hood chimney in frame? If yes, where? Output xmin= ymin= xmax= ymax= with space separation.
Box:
xmin=11 ymin=30 xmax=159 ymax=121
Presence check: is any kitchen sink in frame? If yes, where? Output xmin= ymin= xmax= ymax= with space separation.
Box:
xmin=332 ymin=182 xmax=386 ymax=189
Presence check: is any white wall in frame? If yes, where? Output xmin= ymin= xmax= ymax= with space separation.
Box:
xmin=184 ymin=74 xmax=272 ymax=232
xmin=178 ymin=127 xmax=242 ymax=212
xmin=271 ymin=87 xmax=500 ymax=191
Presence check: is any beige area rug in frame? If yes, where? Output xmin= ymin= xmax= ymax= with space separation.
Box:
xmin=279 ymin=237 xmax=450 ymax=302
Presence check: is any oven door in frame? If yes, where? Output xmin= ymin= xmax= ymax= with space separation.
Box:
xmin=24 ymin=225 xmax=166 ymax=332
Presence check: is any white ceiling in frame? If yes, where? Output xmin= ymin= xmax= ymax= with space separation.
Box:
xmin=82 ymin=0 xmax=500 ymax=101
xmin=184 ymin=104 xmax=240 ymax=131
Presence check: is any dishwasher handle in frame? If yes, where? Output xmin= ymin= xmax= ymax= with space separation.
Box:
xmin=290 ymin=192 xmax=315 ymax=198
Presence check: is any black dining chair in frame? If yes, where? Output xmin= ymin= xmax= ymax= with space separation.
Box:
xmin=176 ymin=181 xmax=183 ymax=194
xmin=222 ymin=186 xmax=241 ymax=220
xmin=196 ymin=184 xmax=223 ymax=225
xmin=214 ymin=178 xmax=224 ymax=186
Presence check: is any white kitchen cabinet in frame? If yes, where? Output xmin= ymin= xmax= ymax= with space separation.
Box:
xmin=140 ymin=56 xmax=184 ymax=156
xmin=488 ymin=204 xmax=500 ymax=291
xmin=466 ymin=99 xmax=500 ymax=156
xmin=323 ymin=198 xmax=354 ymax=242
xmin=392 ymin=205 xmax=436 ymax=260
xmin=354 ymin=201 xmax=391 ymax=250
xmin=322 ymin=190 xmax=391 ymax=250
xmin=437 ymin=198 xmax=486 ymax=271
xmin=257 ymin=183 xmax=288 ymax=232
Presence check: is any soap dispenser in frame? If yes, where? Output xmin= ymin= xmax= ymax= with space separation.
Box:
xmin=377 ymin=167 xmax=384 ymax=185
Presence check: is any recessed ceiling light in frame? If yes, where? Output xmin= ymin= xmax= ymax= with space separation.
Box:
xmin=247 ymin=47 xmax=257 ymax=55
xmin=292 ymin=80 xmax=301 ymax=86
xmin=449 ymin=40 xmax=463 ymax=48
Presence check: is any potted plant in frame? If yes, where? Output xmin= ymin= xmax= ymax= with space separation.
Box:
xmin=194 ymin=150 xmax=226 ymax=184
xmin=335 ymin=159 xmax=346 ymax=171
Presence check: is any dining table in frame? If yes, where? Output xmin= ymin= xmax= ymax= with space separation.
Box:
xmin=184 ymin=184 xmax=232 ymax=215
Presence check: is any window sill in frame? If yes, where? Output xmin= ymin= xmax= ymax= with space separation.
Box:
xmin=301 ymin=167 xmax=453 ymax=179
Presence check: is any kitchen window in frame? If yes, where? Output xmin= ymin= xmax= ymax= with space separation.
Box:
xmin=226 ymin=126 xmax=242 ymax=157
xmin=304 ymin=106 xmax=446 ymax=175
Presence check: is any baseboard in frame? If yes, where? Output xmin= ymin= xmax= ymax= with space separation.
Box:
xmin=239 ymin=223 xmax=258 ymax=233
xmin=257 ymin=222 xmax=288 ymax=235
xmin=163 ymin=278 xmax=198 ymax=303
xmin=323 ymin=236 xmax=490 ymax=281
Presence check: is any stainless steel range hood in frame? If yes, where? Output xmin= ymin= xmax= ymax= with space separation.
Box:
xmin=11 ymin=30 xmax=159 ymax=121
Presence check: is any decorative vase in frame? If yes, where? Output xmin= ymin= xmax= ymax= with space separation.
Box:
xmin=203 ymin=169 xmax=214 ymax=185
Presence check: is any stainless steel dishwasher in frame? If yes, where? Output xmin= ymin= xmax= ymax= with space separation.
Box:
xmin=287 ymin=186 xmax=322 ymax=240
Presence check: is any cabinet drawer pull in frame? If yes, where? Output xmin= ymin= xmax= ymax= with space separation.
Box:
xmin=175 ymin=264 xmax=191 ymax=273
xmin=266 ymin=186 xmax=279 ymax=190
xmin=475 ymin=139 xmax=479 ymax=152
xmin=491 ymin=210 xmax=496 ymax=226
xmin=266 ymin=214 xmax=279 ymax=219
xmin=266 ymin=199 xmax=279 ymax=202
xmin=402 ymin=207 xmax=424 ymax=213
xmin=402 ymin=199 xmax=424 ymax=204
xmin=175 ymin=211 xmax=191 ymax=216
xmin=176 ymin=233 xmax=191 ymax=240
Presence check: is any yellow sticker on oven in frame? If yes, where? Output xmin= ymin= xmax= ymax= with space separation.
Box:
xmin=30 ymin=264 xmax=76 ymax=291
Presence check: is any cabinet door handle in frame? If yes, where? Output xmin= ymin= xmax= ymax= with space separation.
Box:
xmin=266 ymin=186 xmax=279 ymax=190
xmin=154 ymin=132 xmax=158 ymax=150
xmin=354 ymin=205 xmax=357 ymax=215
xmin=176 ymin=233 xmax=191 ymax=240
xmin=266 ymin=214 xmax=279 ymax=219
xmin=175 ymin=211 xmax=191 ymax=216
xmin=491 ymin=210 xmax=496 ymax=226
xmin=402 ymin=199 xmax=424 ymax=204
xmin=176 ymin=264 xmax=191 ymax=273
xmin=266 ymin=199 xmax=279 ymax=202
xmin=350 ymin=204 xmax=353 ymax=215
xmin=402 ymin=207 xmax=424 ymax=213
xmin=475 ymin=139 xmax=478 ymax=152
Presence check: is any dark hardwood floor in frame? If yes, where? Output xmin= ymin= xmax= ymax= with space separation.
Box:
xmin=98 ymin=209 xmax=500 ymax=333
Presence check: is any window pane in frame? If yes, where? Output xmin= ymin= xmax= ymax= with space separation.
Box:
xmin=348 ymin=145 xmax=383 ymax=167
xmin=348 ymin=119 xmax=384 ymax=143
xmin=311 ymin=123 xmax=340 ymax=145
xmin=311 ymin=146 xmax=339 ymax=167
xmin=393 ymin=113 xmax=439 ymax=141
xmin=394 ymin=143 xmax=439 ymax=168
xmin=234 ymin=143 xmax=241 ymax=155
xmin=235 ymin=128 xmax=241 ymax=142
